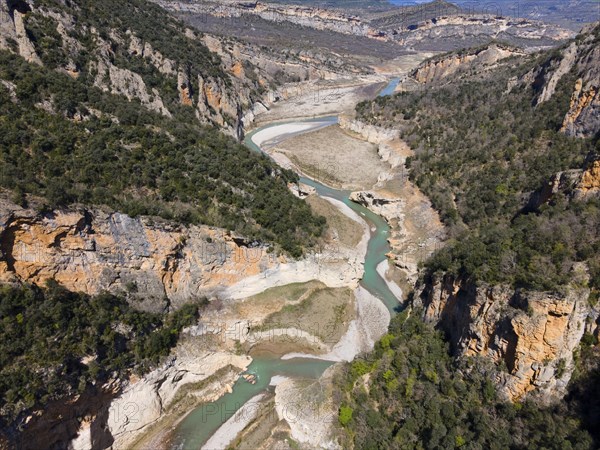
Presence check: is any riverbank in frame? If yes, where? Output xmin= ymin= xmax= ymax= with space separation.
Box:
xmin=103 ymin=75 xmax=434 ymax=450
xmin=253 ymin=78 xmax=386 ymax=125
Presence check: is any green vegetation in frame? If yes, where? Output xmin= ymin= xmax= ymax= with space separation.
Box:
xmin=256 ymin=286 xmax=354 ymax=343
xmin=0 ymin=0 xmax=326 ymax=256
xmin=348 ymin=32 xmax=600 ymax=449
xmin=356 ymin=50 xmax=599 ymax=292
xmin=0 ymin=281 xmax=203 ymax=422
xmin=339 ymin=311 xmax=597 ymax=449
xmin=339 ymin=405 xmax=353 ymax=426
xmin=28 ymin=0 xmax=225 ymax=81
xmin=0 ymin=50 xmax=324 ymax=255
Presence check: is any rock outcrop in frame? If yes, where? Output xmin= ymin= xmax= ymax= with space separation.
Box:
xmin=91 ymin=57 xmax=172 ymax=117
xmin=0 ymin=0 xmax=315 ymax=139
xmin=350 ymin=191 xmax=404 ymax=221
xmin=526 ymin=153 xmax=600 ymax=210
xmin=0 ymin=198 xmax=278 ymax=313
xmin=154 ymin=0 xmax=573 ymax=51
xmin=411 ymin=44 xmax=525 ymax=84
xmin=338 ymin=115 xmax=399 ymax=143
xmin=579 ymin=154 xmax=600 ymax=194
xmin=523 ymin=22 xmax=600 ymax=138
xmin=104 ymin=349 xmax=251 ymax=450
xmin=0 ymin=0 xmax=41 ymax=64
xmin=414 ymin=274 xmax=599 ymax=402
xmin=177 ymin=69 xmax=194 ymax=106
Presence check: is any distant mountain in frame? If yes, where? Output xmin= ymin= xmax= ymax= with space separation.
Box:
xmin=391 ymin=0 xmax=599 ymax=30
xmin=162 ymin=0 xmax=576 ymax=54
xmin=263 ymin=0 xmax=598 ymax=31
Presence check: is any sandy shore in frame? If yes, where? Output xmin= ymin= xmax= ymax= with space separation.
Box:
xmin=376 ymin=259 xmax=404 ymax=300
xmin=281 ymin=285 xmax=390 ymax=362
xmin=254 ymin=78 xmax=385 ymax=124
xmin=201 ymin=393 xmax=267 ymax=450
xmin=251 ymin=118 xmax=337 ymax=149
xmin=269 ymin=124 xmax=386 ymax=190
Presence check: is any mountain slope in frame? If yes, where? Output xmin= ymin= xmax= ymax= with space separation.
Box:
xmin=159 ymin=0 xmax=575 ymax=55
xmin=339 ymin=22 xmax=600 ymax=449
xmin=0 ymin=0 xmax=327 ymax=446
xmin=0 ymin=0 xmax=326 ymax=256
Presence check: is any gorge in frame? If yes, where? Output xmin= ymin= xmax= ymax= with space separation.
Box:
xmin=0 ymin=0 xmax=599 ymax=449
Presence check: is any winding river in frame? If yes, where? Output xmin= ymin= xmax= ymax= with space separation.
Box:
xmin=170 ymin=78 xmax=401 ymax=449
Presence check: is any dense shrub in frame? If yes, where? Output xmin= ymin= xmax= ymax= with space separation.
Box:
xmin=0 ymin=52 xmax=325 ymax=255
xmin=0 ymin=281 xmax=203 ymax=422
xmin=357 ymin=52 xmax=599 ymax=292
xmin=339 ymin=312 xmax=596 ymax=449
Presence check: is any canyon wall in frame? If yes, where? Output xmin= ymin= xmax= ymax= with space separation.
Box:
xmin=411 ymin=44 xmax=524 ymax=84
xmin=414 ymin=274 xmax=599 ymax=402
xmin=0 ymin=198 xmax=278 ymax=313
xmin=523 ymin=22 xmax=600 ymax=138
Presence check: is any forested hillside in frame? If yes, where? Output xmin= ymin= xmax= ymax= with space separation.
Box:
xmin=0 ymin=281 xmax=202 ymax=430
xmin=338 ymin=311 xmax=599 ymax=449
xmin=341 ymin=23 xmax=600 ymax=449
xmin=356 ymin=27 xmax=600 ymax=292
xmin=0 ymin=0 xmax=326 ymax=255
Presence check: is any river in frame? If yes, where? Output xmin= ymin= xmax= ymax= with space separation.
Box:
xmin=170 ymin=78 xmax=401 ymax=449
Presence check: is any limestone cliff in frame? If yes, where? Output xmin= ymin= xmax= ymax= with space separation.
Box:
xmin=153 ymin=0 xmax=371 ymax=38
xmin=155 ymin=0 xmax=573 ymax=51
xmin=579 ymin=155 xmax=600 ymax=194
xmin=411 ymin=44 xmax=525 ymax=84
xmin=338 ymin=115 xmax=399 ymax=144
xmin=8 ymin=340 xmax=251 ymax=450
xmin=103 ymin=349 xmax=251 ymax=450
xmin=0 ymin=0 xmax=308 ymax=139
xmin=414 ymin=274 xmax=599 ymax=402
xmin=526 ymin=153 xmax=600 ymax=212
xmin=0 ymin=0 xmax=41 ymax=65
xmin=0 ymin=198 xmax=279 ymax=313
xmin=524 ymin=22 xmax=600 ymax=138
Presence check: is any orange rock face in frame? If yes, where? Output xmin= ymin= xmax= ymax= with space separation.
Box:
xmin=231 ymin=61 xmax=245 ymax=79
xmin=580 ymin=159 xmax=600 ymax=193
xmin=0 ymin=200 xmax=277 ymax=312
xmin=416 ymin=274 xmax=597 ymax=402
xmin=562 ymin=78 xmax=598 ymax=134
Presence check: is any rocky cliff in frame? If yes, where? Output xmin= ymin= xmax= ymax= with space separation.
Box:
xmin=352 ymin=22 xmax=600 ymax=407
xmin=411 ymin=43 xmax=525 ymax=84
xmin=414 ymin=274 xmax=599 ymax=402
xmin=154 ymin=0 xmax=372 ymax=38
xmin=391 ymin=14 xmax=573 ymax=51
xmin=0 ymin=0 xmax=322 ymax=139
xmin=8 ymin=339 xmax=251 ymax=450
xmin=526 ymin=153 xmax=600 ymax=212
xmin=156 ymin=0 xmax=574 ymax=51
xmin=522 ymin=22 xmax=600 ymax=138
xmin=0 ymin=0 xmax=41 ymax=65
xmin=0 ymin=197 xmax=278 ymax=313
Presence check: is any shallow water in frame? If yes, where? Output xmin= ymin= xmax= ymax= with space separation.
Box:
xmin=170 ymin=78 xmax=401 ymax=449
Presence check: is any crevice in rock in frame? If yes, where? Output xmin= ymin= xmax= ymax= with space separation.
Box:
xmin=0 ymin=220 xmax=18 ymax=273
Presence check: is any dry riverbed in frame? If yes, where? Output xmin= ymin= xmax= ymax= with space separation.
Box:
xmin=98 ymin=66 xmax=440 ymax=450
xmin=269 ymin=124 xmax=387 ymax=190
xmin=255 ymin=78 xmax=386 ymax=124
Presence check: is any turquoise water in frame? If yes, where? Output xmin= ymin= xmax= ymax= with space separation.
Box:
xmin=170 ymin=78 xmax=402 ymax=449
xmin=171 ymin=356 xmax=334 ymax=449
xmin=378 ymin=77 xmax=400 ymax=97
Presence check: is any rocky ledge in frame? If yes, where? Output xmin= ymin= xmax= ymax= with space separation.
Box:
xmin=0 ymin=198 xmax=279 ymax=312
xmin=414 ymin=273 xmax=600 ymax=402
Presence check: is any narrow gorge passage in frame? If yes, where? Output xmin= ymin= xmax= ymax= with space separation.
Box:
xmin=169 ymin=79 xmax=405 ymax=448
